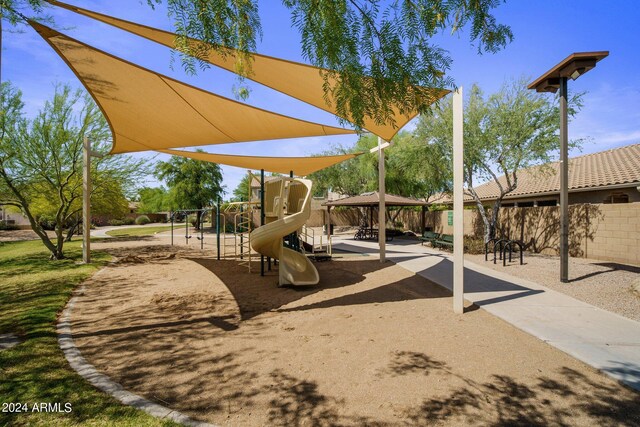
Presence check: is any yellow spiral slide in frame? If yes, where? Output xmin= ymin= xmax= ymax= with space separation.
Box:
xmin=250 ymin=178 xmax=319 ymax=286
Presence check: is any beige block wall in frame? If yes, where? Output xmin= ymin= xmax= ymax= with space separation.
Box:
xmin=497 ymin=203 xmax=640 ymax=266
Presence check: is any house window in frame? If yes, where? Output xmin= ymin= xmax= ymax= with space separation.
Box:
xmin=604 ymin=192 xmax=629 ymax=204
xmin=537 ymin=200 xmax=557 ymax=207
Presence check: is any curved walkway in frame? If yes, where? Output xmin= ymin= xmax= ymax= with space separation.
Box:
xmin=92 ymin=224 xmax=164 ymax=238
xmin=57 ymin=269 xmax=217 ymax=427
xmin=334 ymin=236 xmax=640 ymax=391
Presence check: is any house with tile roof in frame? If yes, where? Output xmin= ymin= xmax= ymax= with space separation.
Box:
xmin=460 ymin=143 xmax=640 ymax=207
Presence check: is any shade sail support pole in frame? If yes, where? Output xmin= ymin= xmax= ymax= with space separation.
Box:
xmin=378 ymin=136 xmax=386 ymax=263
xmin=453 ymin=88 xmax=465 ymax=314
xmin=260 ymin=169 xmax=265 ymax=276
xmin=216 ymin=197 xmax=221 ymax=260
xmin=82 ymin=136 xmax=91 ymax=263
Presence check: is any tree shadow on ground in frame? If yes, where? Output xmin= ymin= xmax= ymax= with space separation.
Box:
xmin=383 ymin=351 xmax=640 ymax=426
xmin=267 ymin=370 xmax=387 ymax=427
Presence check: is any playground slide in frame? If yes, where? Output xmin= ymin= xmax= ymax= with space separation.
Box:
xmin=250 ymin=178 xmax=319 ymax=286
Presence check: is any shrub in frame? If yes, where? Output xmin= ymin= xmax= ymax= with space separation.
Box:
xmin=464 ymin=236 xmax=486 ymax=255
xmin=37 ymin=214 xmax=58 ymax=231
xmin=135 ymin=215 xmax=151 ymax=225
xmin=0 ymin=221 xmax=20 ymax=230
xmin=123 ymin=217 xmax=135 ymax=225
xmin=108 ymin=219 xmax=126 ymax=226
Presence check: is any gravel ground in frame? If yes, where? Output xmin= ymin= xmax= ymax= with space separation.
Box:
xmin=466 ymin=251 xmax=640 ymax=322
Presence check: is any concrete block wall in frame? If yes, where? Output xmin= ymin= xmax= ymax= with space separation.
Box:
xmin=587 ymin=203 xmax=640 ymax=265
xmin=498 ymin=203 xmax=639 ymax=266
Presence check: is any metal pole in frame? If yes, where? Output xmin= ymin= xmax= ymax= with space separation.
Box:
xmin=185 ymin=212 xmax=189 ymax=245
xmin=82 ymin=136 xmax=91 ymax=263
xmin=378 ymin=136 xmax=386 ymax=263
xmin=216 ymin=197 xmax=221 ymax=260
xmin=200 ymin=211 xmax=204 ymax=250
xmin=453 ymin=87 xmax=465 ymax=314
xmin=370 ymin=206 xmax=373 ymax=235
xmin=559 ymin=77 xmax=569 ymax=283
xmin=171 ymin=211 xmax=174 ymax=246
xmin=260 ymin=169 xmax=265 ymax=276
xmin=240 ymin=204 xmax=244 ymax=259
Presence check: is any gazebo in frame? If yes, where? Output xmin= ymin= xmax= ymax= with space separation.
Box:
xmin=324 ymin=192 xmax=428 ymax=237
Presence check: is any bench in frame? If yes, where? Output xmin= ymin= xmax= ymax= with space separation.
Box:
xmin=434 ymin=234 xmax=454 ymax=250
xmin=419 ymin=231 xmax=440 ymax=246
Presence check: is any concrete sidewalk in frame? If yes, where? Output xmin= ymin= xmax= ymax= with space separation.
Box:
xmin=332 ymin=236 xmax=640 ymax=391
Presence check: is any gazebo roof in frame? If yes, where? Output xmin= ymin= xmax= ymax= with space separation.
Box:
xmin=324 ymin=192 xmax=427 ymax=207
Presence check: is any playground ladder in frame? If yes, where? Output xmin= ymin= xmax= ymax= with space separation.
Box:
xmin=234 ymin=209 xmax=254 ymax=272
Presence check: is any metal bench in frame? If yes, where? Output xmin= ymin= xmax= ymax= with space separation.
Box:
xmin=434 ymin=234 xmax=454 ymax=249
xmin=419 ymin=231 xmax=440 ymax=246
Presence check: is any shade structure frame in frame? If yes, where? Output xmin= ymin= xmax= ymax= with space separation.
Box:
xmin=28 ymin=20 xmax=356 ymax=155
xmin=158 ymin=149 xmax=363 ymax=176
xmin=48 ymin=0 xmax=450 ymax=141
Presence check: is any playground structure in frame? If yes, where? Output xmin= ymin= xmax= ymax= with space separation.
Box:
xmin=166 ymin=172 xmax=326 ymax=286
xmin=251 ymin=177 xmax=319 ymax=286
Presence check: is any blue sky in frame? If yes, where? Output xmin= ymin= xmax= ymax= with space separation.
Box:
xmin=4 ymin=0 xmax=640 ymax=196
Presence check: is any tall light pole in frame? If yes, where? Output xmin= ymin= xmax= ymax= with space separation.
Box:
xmin=528 ymin=51 xmax=608 ymax=282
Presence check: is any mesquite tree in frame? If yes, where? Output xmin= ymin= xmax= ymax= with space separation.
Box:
xmin=3 ymin=0 xmax=512 ymax=128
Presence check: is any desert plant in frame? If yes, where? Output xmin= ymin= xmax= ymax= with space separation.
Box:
xmin=0 ymin=221 xmax=19 ymax=230
xmin=135 ymin=215 xmax=151 ymax=225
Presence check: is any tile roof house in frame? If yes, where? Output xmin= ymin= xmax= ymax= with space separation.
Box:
xmin=459 ymin=143 xmax=640 ymax=207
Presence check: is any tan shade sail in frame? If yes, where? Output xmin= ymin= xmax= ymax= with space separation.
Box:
xmin=50 ymin=0 xmax=449 ymax=141
xmin=158 ymin=149 xmax=361 ymax=176
xmin=29 ymin=21 xmax=354 ymax=155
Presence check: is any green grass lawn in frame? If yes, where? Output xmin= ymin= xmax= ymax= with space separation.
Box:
xmin=0 ymin=239 xmax=180 ymax=426
xmin=106 ymin=224 xmax=185 ymax=237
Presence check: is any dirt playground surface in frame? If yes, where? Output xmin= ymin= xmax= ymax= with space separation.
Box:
xmin=69 ymin=237 xmax=640 ymax=426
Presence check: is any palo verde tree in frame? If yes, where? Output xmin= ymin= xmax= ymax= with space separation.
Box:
xmin=155 ymin=152 xmax=224 ymax=229
xmin=3 ymin=0 xmax=512 ymax=128
xmin=414 ymin=78 xmax=584 ymax=242
xmin=0 ymin=82 xmax=149 ymax=259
